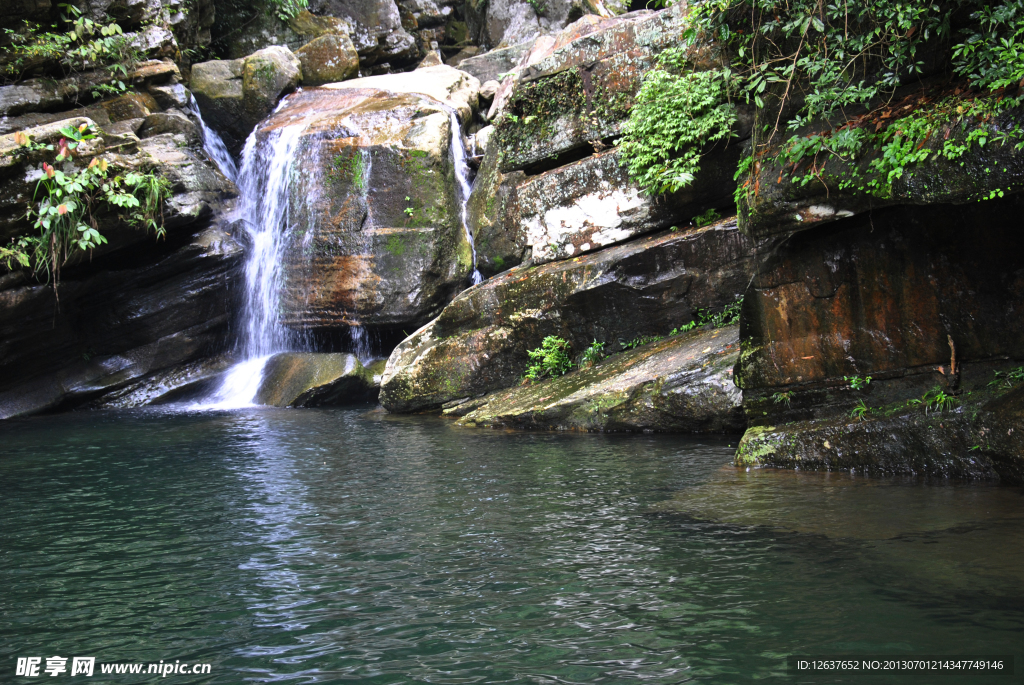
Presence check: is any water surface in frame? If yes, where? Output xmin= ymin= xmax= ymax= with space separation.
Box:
xmin=1 ymin=408 xmax=1021 ymax=683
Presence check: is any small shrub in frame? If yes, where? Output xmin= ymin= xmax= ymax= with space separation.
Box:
xmin=524 ymin=336 xmax=573 ymax=382
xmin=989 ymin=366 xmax=1024 ymax=389
xmin=849 ymin=400 xmax=870 ymax=421
xmin=920 ymin=386 xmax=960 ymax=414
xmin=844 ymin=375 xmax=872 ymax=391
xmin=578 ymin=340 xmax=605 ymax=368
xmin=772 ymin=390 xmax=793 ymax=408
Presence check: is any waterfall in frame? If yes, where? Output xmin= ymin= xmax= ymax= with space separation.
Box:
xmin=200 ymin=120 xmax=309 ymax=409
xmin=447 ymin=109 xmax=483 ymax=286
xmin=187 ymin=94 xmax=239 ymax=183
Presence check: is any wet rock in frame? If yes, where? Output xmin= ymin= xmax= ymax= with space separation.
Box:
xmin=295 ymin=34 xmax=360 ymax=85
xmin=455 ymin=41 xmax=533 ymax=83
xmin=91 ymin=354 xmax=235 ymax=408
xmin=190 ymin=46 xmax=301 ymax=155
xmin=380 ymin=222 xmax=754 ymax=413
xmin=253 ymin=352 xmax=379 ymax=407
xmin=452 ymin=325 xmax=745 ymax=433
xmin=519 ymin=147 xmax=740 ymax=264
xmin=0 ymin=80 xmax=65 ymax=117
xmin=466 ymin=145 xmax=526 ymax=276
xmin=0 ymin=227 xmax=244 ymax=419
xmin=255 ymin=85 xmax=473 ymax=333
xmin=490 ymin=6 xmax=684 ymax=172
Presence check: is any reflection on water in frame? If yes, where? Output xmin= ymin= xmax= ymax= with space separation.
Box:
xmin=0 ymin=408 xmax=1020 ymax=683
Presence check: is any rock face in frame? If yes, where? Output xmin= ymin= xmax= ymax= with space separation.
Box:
xmin=380 ymin=221 xmax=754 ymax=413
xmin=190 ymin=46 xmax=302 ymax=155
xmin=0 ymin=227 xmax=244 ymax=419
xmin=737 ymin=200 xmax=1024 ymax=419
xmin=255 ymin=76 xmax=477 ymax=333
xmin=254 ymin=352 xmax=379 ymax=406
xmin=450 ymin=325 xmax=744 ymax=433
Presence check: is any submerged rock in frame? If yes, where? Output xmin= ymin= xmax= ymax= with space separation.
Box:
xmin=451 ymin=325 xmax=744 ymax=433
xmin=254 ymin=352 xmax=378 ymax=407
xmin=380 ymin=221 xmax=754 ymax=413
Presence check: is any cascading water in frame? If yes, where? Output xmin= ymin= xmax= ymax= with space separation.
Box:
xmin=187 ymin=94 xmax=239 ymax=183
xmin=447 ymin=109 xmax=483 ymax=286
xmin=201 ymin=120 xmax=309 ymax=409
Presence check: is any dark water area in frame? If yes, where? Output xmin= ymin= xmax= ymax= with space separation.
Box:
xmin=1 ymin=407 xmax=1021 ymax=683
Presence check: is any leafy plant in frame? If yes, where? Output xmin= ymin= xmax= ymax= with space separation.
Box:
xmin=844 ymin=375 xmax=872 ymax=391
xmin=691 ymin=208 xmax=721 ymax=227
xmin=673 ymin=299 xmax=743 ymax=334
xmin=772 ymin=390 xmax=794 ymax=408
xmin=578 ymin=340 xmax=606 ymax=368
xmin=621 ymin=334 xmax=663 ymax=351
xmin=12 ymin=123 xmax=169 ymax=287
xmin=988 ymin=366 xmax=1024 ymax=389
xmin=268 ymin=0 xmax=309 ymax=21
xmin=524 ymin=336 xmax=573 ymax=381
xmin=920 ymin=386 xmax=960 ymax=414
xmin=850 ymin=400 xmax=870 ymax=421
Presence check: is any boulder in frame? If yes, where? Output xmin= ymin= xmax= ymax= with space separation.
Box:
xmin=255 ymin=85 xmax=474 ymax=333
xmin=253 ymin=352 xmax=379 ymax=406
xmin=100 ymin=92 xmax=159 ymax=122
xmin=380 ymin=221 xmax=755 ymax=413
xmin=312 ymin=0 xmax=417 ymax=63
xmin=190 ymin=46 xmax=301 ymax=155
xmin=489 ymin=6 xmax=685 ymax=172
xmin=451 ymin=325 xmax=745 ymax=433
xmin=0 ymin=227 xmax=244 ymax=419
xmin=295 ymin=34 xmax=360 ymax=85
xmin=138 ymin=110 xmax=200 ymax=141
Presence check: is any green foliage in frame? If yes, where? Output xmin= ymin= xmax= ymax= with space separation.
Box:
xmin=3 ymin=4 xmax=139 ymax=98
xmin=620 ymin=50 xmax=736 ymax=195
xmin=629 ymin=0 xmax=1024 ymax=203
xmin=524 ymin=336 xmax=574 ymax=381
xmin=691 ymin=208 xmax=722 ymax=227
xmin=268 ymin=0 xmax=309 ymax=21
xmin=11 ymin=122 xmax=169 ymax=287
xmin=672 ymin=299 xmax=742 ymax=334
xmin=578 ymin=340 xmax=606 ymax=368
xmin=915 ymin=386 xmax=960 ymax=414
xmin=844 ymin=375 xmax=872 ymax=390
xmin=525 ymin=0 xmax=546 ymax=15
xmin=621 ymin=334 xmax=663 ymax=351
xmin=849 ymin=400 xmax=870 ymax=421
xmin=989 ymin=366 xmax=1024 ymax=389
xmin=952 ymin=1 xmax=1024 ymax=91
